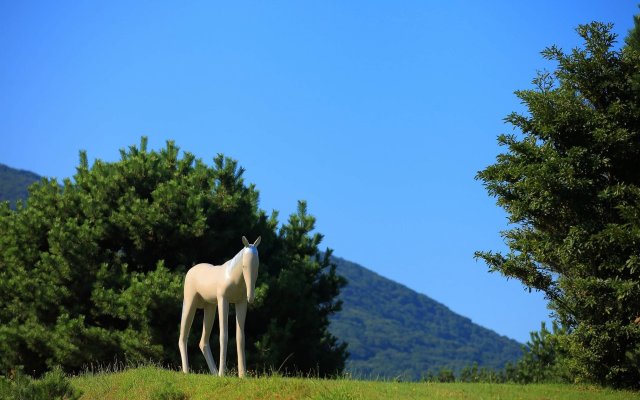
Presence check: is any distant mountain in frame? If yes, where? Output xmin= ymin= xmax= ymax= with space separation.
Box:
xmin=329 ymin=256 xmax=522 ymax=380
xmin=0 ymin=163 xmax=522 ymax=380
xmin=0 ymin=163 xmax=41 ymax=208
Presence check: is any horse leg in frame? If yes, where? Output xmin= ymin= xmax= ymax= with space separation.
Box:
xmin=199 ymin=303 xmax=219 ymax=375
xmin=178 ymin=296 xmax=197 ymax=373
xmin=235 ymin=300 xmax=248 ymax=377
xmin=217 ymin=297 xmax=229 ymax=376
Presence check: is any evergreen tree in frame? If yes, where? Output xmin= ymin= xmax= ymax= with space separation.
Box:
xmin=625 ymin=8 xmax=640 ymax=51
xmin=514 ymin=322 xmax=571 ymax=384
xmin=0 ymin=138 xmax=347 ymax=377
xmin=476 ymin=18 xmax=640 ymax=388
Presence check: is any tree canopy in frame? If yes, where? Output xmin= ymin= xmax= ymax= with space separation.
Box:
xmin=0 ymin=138 xmax=347 ymax=377
xmin=476 ymin=20 xmax=640 ymax=388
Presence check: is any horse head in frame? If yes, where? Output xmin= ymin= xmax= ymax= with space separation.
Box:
xmin=241 ymin=236 xmax=261 ymax=303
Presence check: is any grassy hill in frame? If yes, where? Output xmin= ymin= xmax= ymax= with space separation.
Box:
xmin=0 ymin=163 xmax=41 ymax=208
xmin=67 ymin=366 xmax=639 ymax=399
xmin=329 ymin=257 xmax=523 ymax=380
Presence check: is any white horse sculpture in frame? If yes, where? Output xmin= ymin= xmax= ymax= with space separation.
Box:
xmin=178 ymin=236 xmax=261 ymax=377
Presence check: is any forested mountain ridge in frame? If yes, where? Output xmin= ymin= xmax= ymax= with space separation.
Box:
xmin=329 ymin=257 xmax=522 ymax=380
xmin=0 ymin=163 xmax=41 ymax=208
xmin=0 ymin=163 xmax=522 ymax=380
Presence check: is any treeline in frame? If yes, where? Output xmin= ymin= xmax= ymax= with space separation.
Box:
xmin=425 ymin=322 xmax=571 ymax=384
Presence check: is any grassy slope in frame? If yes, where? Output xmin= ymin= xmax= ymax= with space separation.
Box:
xmin=72 ymin=367 xmax=639 ymax=400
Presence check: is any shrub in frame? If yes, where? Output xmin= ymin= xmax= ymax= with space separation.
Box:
xmin=0 ymin=366 xmax=81 ymax=400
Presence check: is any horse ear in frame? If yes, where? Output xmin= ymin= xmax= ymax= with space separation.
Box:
xmin=253 ymin=236 xmax=261 ymax=247
xmin=242 ymin=236 xmax=250 ymax=247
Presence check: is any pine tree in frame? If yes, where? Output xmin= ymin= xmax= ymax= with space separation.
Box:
xmin=514 ymin=322 xmax=570 ymax=384
xmin=0 ymin=138 xmax=347 ymax=377
xmin=476 ymin=19 xmax=640 ymax=388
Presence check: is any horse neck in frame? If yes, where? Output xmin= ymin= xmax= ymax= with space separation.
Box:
xmin=225 ymin=249 xmax=244 ymax=281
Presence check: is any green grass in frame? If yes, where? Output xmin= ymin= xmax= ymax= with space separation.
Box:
xmin=70 ymin=366 xmax=639 ymax=400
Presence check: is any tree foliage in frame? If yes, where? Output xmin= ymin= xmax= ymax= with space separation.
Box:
xmin=0 ymin=366 xmax=81 ymax=400
xmin=511 ymin=322 xmax=571 ymax=384
xmin=0 ymin=138 xmax=346 ymax=377
xmin=476 ymin=20 xmax=640 ymax=388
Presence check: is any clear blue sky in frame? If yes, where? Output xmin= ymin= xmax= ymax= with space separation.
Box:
xmin=1 ymin=1 xmax=637 ymax=343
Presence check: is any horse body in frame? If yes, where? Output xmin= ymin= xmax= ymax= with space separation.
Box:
xmin=178 ymin=236 xmax=260 ymax=377
xmin=185 ymin=261 xmax=245 ymax=305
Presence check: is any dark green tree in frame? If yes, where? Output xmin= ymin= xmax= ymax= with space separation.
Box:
xmin=514 ymin=322 xmax=571 ymax=384
xmin=0 ymin=138 xmax=346 ymax=377
xmin=626 ymin=8 xmax=640 ymax=51
xmin=436 ymin=367 xmax=455 ymax=383
xmin=476 ymin=18 xmax=640 ymax=388
xmin=251 ymin=202 xmax=348 ymax=376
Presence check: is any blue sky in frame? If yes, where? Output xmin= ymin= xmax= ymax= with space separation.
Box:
xmin=1 ymin=1 xmax=637 ymax=343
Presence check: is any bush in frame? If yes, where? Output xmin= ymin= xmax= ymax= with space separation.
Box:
xmin=423 ymin=367 xmax=456 ymax=383
xmin=0 ymin=366 xmax=81 ymax=400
